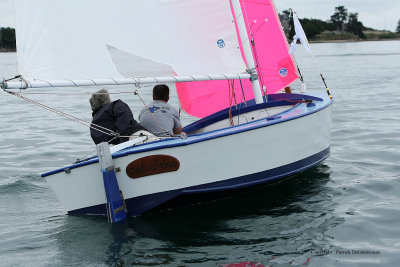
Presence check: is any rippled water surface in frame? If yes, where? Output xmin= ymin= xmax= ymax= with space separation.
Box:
xmin=1 ymin=40 xmax=399 ymax=266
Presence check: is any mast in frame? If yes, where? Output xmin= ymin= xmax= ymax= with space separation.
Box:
xmin=231 ymin=0 xmax=264 ymax=104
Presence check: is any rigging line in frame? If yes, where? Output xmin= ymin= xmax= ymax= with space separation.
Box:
xmin=5 ymin=90 xmax=117 ymax=137
xmin=74 ymin=150 xmax=97 ymax=164
xmin=232 ymin=80 xmax=243 ymax=125
xmin=289 ymin=6 xmax=331 ymax=99
xmin=19 ymin=75 xmax=30 ymax=89
xmin=253 ymin=19 xmax=266 ymax=34
xmin=238 ymin=1 xmax=265 ymax=96
xmin=133 ymin=87 xmax=169 ymax=138
xmin=246 ymin=20 xmax=264 ymax=90
xmin=252 ymin=40 xmax=264 ymax=87
xmin=67 ymin=79 xmax=78 ymax=87
xmin=287 ymin=8 xmax=330 ymax=97
xmin=236 ymin=85 xmax=246 ymax=122
xmin=32 ymin=79 xmax=54 ymax=87
xmin=228 ymin=80 xmax=234 ymax=127
xmin=293 ymin=56 xmax=305 ymax=83
xmin=130 ymin=77 xmax=138 ymax=84
xmin=15 ymin=91 xmax=135 ymax=95
xmin=241 ymin=0 xmax=253 ymax=37
xmin=171 ymin=77 xmax=183 ymax=117
xmin=250 ymin=38 xmax=268 ymax=102
xmin=239 ymin=79 xmax=247 ymax=106
xmin=2 ymin=75 xmax=21 ymax=82
xmin=171 ymin=76 xmax=179 ymax=83
xmin=228 ymin=80 xmax=239 ymax=126
xmin=273 ymin=98 xmax=312 ymax=104
xmin=231 ymin=80 xmax=238 ymax=107
xmin=128 ymin=133 xmax=179 ymax=140
xmin=287 ymin=27 xmax=305 ymax=84
xmin=311 ymin=56 xmax=333 ymax=99
xmin=178 ymin=100 xmax=182 ymax=118
xmin=109 ymin=78 xmax=119 ymax=85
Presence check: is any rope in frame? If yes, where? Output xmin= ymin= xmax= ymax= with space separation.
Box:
xmin=13 ymin=91 xmax=136 ymax=95
xmin=3 ymin=75 xmax=21 ymax=82
xmin=288 ymin=9 xmax=332 ymax=99
xmin=320 ymin=73 xmax=333 ymax=99
xmin=4 ymin=90 xmax=118 ymax=138
xmin=4 ymin=84 xmax=182 ymax=165
xmin=240 ymin=0 xmax=265 ymax=98
xmin=251 ymin=38 xmax=264 ymax=89
xmin=274 ymin=98 xmax=313 ymax=104
xmin=74 ymin=150 xmax=97 ymax=164
xmin=230 ymin=80 xmax=238 ymax=107
xmin=239 ymin=79 xmax=247 ymax=107
xmin=313 ymin=58 xmax=333 ymax=99
xmin=228 ymin=80 xmax=234 ymax=127
xmin=133 ymin=86 xmax=169 ymax=137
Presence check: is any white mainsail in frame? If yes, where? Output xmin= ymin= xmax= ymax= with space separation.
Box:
xmin=14 ymin=0 xmax=247 ymax=84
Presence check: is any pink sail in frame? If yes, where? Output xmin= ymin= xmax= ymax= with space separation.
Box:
xmin=177 ymin=0 xmax=298 ymax=118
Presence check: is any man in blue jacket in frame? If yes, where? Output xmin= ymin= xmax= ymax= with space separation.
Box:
xmin=89 ymin=89 xmax=145 ymax=145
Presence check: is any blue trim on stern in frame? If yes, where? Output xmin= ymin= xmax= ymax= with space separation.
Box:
xmin=68 ymin=147 xmax=330 ymax=217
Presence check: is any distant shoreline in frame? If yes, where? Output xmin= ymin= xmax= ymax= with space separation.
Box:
xmin=308 ymin=30 xmax=400 ymax=43
xmin=310 ymin=38 xmax=400 ymax=43
xmin=1 ymin=35 xmax=399 ymax=53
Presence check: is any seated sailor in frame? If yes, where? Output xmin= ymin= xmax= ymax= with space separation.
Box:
xmin=138 ymin=84 xmax=184 ymax=137
xmin=89 ymin=89 xmax=146 ymax=145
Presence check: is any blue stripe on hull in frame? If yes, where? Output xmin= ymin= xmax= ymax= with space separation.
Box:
xmin=68 ymin=147 xmax=330 ymax=217
xmin=42 ymin=93 xmax=333 ymax=178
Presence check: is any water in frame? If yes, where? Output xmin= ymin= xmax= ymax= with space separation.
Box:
xmin=0 ymin=40 xmax=399 ymax=266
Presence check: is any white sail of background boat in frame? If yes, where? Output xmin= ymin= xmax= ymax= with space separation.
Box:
xmin=2 ymin=0 xmax=333 ymax=223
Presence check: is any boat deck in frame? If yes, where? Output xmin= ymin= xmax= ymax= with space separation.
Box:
xmin=42 ymin=92 xmax=332 ymax=178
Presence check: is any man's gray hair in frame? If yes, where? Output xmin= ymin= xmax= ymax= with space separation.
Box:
xmin=89 ymin=89 xmax=111 ymax=111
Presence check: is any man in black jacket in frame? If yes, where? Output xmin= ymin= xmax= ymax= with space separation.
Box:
xmin=89 ymin=89 xmax=145 ymax=145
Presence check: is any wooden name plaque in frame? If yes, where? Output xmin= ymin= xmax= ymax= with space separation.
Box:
xmin=126 ymin=154 xmax=180 ymax=179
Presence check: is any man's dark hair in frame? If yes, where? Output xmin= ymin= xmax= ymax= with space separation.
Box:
xmin=153 ymin=84 xmax=169 ymax=101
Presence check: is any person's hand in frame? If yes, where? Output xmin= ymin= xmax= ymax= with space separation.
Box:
xmin=175 ymin=132 xmax=187 ymax=139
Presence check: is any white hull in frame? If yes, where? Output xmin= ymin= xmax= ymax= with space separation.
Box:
xmin=43 ymin=92 xmax=332 ymax=216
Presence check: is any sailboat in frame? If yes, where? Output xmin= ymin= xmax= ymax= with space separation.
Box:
xmin=2 ymin=0 xmax=332 ymax=222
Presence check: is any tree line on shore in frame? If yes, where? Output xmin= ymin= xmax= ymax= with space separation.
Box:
xmin=0 ymin=27 xmax=16 ymax=51
xmin=1 ymin=6 xmax=400 ymax=51
xmin=280 ymin=6 xmax=400 ymax=41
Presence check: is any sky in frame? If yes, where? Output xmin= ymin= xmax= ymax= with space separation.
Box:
xmin=0 ymin=0 xmax=399 ymax=32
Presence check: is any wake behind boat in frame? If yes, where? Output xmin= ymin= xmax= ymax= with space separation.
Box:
xmin=2 ymin=0 xmax=332 ymax=222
